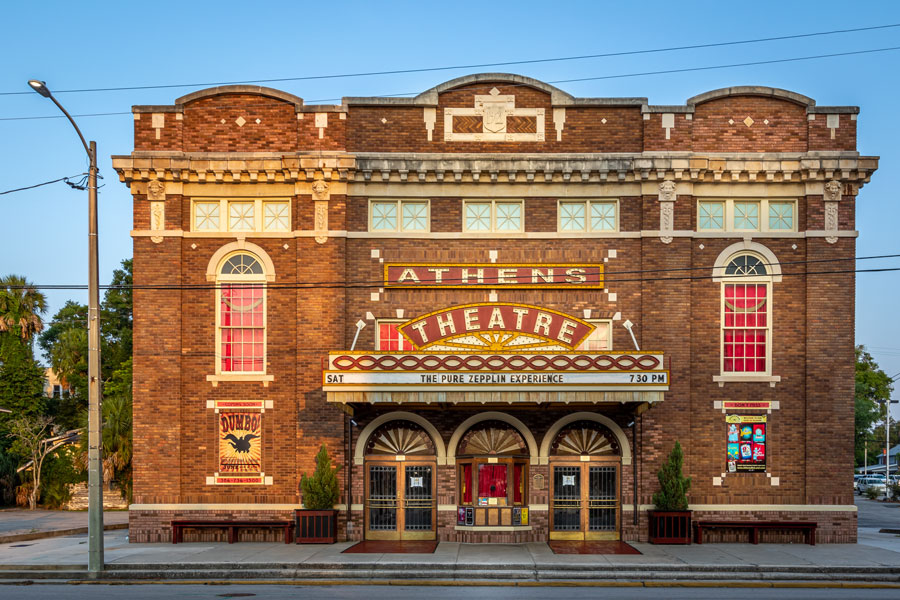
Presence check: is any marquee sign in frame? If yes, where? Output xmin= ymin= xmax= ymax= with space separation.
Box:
xmin=397 ymin=303 xmax=595 ymax=351
xmin=384 ymin=264 xmax=603 ymax=289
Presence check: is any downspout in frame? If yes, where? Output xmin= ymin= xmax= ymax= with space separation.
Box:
xmin=633 ymin=413 xmax=638 ymax=526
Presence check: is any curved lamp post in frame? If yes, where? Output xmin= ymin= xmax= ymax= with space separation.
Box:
xmin=28 ymin=80 xmax=103 ymax=573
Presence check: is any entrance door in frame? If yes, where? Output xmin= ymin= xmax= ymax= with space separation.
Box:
xmin=365 ymin=461 xmax=436 ymax=540
xmin=550 ymin=461 xmax=620 ymax=540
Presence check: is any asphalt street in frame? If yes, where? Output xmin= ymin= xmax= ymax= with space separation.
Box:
xmin=856 ymin=495 xmax=900 ymax=529
xmin=0 ymin=584 xmax=898 ymax=599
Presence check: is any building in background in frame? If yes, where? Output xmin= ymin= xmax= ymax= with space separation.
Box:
xmin=114 ymin=74 xmax=877 ymax=543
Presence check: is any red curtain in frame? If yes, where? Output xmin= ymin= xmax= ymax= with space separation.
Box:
xmin=478 ymin=464 xmax=507 ymax=498
xmin=462 ymin=464 xmax=472 ymax=504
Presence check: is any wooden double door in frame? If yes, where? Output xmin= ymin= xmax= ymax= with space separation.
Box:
xmin=365 ymin=460 xmax=436 ymax=540
xmin=549 ymin=459 xmax=620 ymax=540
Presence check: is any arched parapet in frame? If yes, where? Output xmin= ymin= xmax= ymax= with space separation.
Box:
xmin=354 ymin=411 xmax=446 ymax=466
xmin=176 ymin=85 xmax=304 ymax=108
xmin=687 ymin=86 xmax=814 ymax=108
xmin=712 ymin=241 xmax=782 ymax=283
xmin=447 ymin=411 xmax=539 ymax=465
xmin=539 ymin=412 xmax=632 ymax=466
xmin=206 ymin=240 xmax=276 ymax=282
xmin=414 ymin=73 xmax=575 ymax=106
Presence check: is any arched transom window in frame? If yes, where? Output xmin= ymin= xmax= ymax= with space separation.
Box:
xmin=721 ymin=253 xmax=771 ymax=374
xmin=217 ymin=252 xmax=266 ymax=373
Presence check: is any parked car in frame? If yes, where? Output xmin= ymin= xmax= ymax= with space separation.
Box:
xmin=857 ymin=476 xmax=887 ymax=495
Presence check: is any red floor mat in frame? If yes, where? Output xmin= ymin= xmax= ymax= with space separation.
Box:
xmin=342 ymin=540 xmax=438 ymax=553
xmin=548 ymin=541 xmax=642 ymax=555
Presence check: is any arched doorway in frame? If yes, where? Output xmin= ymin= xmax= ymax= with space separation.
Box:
xmin=548 ymin=420 xmax=622 ymax=540
xmin=456 ymin=421 xmax=530 ymax=527
xmin=363 ymin=420 xmax=437 ymax=540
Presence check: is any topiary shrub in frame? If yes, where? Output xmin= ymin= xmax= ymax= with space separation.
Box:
xmin=299 ymin=444 xmax=341 ymax=510
xmin=652 ymin=441 xmax=692 ymax=511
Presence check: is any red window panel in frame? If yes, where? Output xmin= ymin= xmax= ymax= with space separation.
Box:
xmin=477 ymin=464 xmax=508 ymax=498
xmin=220 ymin=284 xmax=264 ymax=373
xmin=462 ymin=464 xmax=472 ymax=504
xmin=378 ymin=322 xmax=416 ymax=351
xmin=724 ymin=283 xmax=768 ymax=373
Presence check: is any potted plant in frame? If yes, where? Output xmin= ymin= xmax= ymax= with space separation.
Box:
xmin=648 ymin=441 xmax=692 ymax=544
xmin=296 ymin=444 xmax=341 ymax=543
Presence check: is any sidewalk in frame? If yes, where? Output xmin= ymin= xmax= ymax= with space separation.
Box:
xmin=0 ymin=510 xmax=128 ymax=544
xmin=1 ymin=528 xmax=900 ymax=584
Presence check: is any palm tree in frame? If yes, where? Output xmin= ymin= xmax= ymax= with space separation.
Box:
xmin=0 ymin=275 xmax=47 ymax=340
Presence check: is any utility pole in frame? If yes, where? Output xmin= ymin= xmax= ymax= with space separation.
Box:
xmin=27 ymin=80 xmax=104 ymax=573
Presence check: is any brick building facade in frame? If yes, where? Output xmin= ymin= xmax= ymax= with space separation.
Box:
xmin=114 ymin=74 xmax=878 ymax=544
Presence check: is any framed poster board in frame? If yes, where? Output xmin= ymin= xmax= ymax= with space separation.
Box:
xmin=726 ymin=414 xmax=766 ymax=473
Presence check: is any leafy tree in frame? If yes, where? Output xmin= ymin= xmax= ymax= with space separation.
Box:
xmin=0 ymin=275 xmax=47 ymax=340
xmin=855 ymin=346 xmax=893 ymax=467
xmin=299 ymin=444 xmax=341 ymax=509
xmin=0 ymin=335 xmax=46 ymax=422
xmin=0 ymin=447 xmax=19 ymax=506
xmin=40 ymin=446 xmax=84 ymax=509
xmin=652 ymin=441 xmax=691 ymax=511
xmin=7 ymin=414 xmax=55 ymax=510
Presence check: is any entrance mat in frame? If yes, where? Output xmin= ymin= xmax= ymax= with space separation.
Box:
xmin=548 ymin=541 xmax=641 ymax=555
xmin=342 ymin=540 xmax=438 ymax=554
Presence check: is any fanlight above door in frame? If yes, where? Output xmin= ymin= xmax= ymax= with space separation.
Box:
xmin=551 ymin=420 xmax=620 ymax=457
xmin=366 ymin=421 xmax=435 ymax=456
xmin=458 ymin=421 xmax=527 ymax=456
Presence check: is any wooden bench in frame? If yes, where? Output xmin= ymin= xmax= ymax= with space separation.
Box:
xmin=171 ymin=520 xmax=293 ymax=544
xmin=693 ymin=520 xmax=816 ymax=545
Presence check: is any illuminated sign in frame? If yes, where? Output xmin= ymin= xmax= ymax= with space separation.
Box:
xmin=384 ymin=264 xmax=603 ymax=289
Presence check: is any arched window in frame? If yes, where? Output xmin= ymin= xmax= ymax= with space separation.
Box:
xmin=456 ymin=421 xmax=529 ymax=507
xmin=721 ymin=253 xmax=771 ymax=374
xmin=217 ymin=252 xmax=266 ymax=373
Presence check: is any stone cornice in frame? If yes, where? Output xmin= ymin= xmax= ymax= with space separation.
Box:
xmin=112 ymin=152 xmax=878 ymax=187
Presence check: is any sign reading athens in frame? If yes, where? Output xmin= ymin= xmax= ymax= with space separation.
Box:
xmin=397 ymin=303 xmax=595 ymax=350
xmin=384 ymin=263 xmax=603 ymax=289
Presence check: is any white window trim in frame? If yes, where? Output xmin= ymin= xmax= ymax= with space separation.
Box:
xmin=463 ymin=199 xmax=524 ymax=233
xmin=214 ymin=252 xmax=268 ymax=377
xmin=715 ymin=252 xmax=781 ymax=387
xmin=191 ymin=198 xmax=292 ymax=233
xmin=577 ymin=319 xmax=613 ymax=351
xmin=557 ymin=199 xmax=619 ymax=233
xmin=368 ymin=199 xmax=431 ymax=233
xmin=697 ymin=199 xmax=797 ymax=233
xmin=375 ymin=319 xmax=416 ymax=351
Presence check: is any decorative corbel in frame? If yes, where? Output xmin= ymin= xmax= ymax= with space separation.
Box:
xmin=823 ymin=179 xmax=841 ymax=244
xmin=311 ymin=174 xmax=330 ymax=244
xmin=658 ymin=180 xmax=676 ymax=244
xmin=148 ymin=178 xmax=165 ymax=244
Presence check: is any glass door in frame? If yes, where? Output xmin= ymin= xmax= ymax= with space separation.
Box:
xmin=365 ymin=461 xmax=436 ymax=540
xmin=587 ymin=464 xmax=619 ymax=540
xmin=550 ymin=461 xmax=619 ymax=540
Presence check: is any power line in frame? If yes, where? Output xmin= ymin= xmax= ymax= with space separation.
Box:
xmin=3 ymin=45 xmax=899 ymax=122
xmin=0 ymin=173 xmax=88 ymax=195
xmin=3 ymin=23 xmax=898 ymax=97
xmin=12 ymin=265 xmax=900 ymax=292
xmin=14 ymin=253 xmax=900 ymax=291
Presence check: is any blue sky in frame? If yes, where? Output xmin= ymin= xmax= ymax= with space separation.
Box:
xmin=2 ymin=0 xmax=899 ymax=408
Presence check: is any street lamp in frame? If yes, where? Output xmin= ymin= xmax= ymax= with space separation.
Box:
xmin=28 ymin=79 xmax=103 ymax=573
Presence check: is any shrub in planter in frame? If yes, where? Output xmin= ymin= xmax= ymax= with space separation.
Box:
xmin=296 ymin=444 xmax=342 ymax=543
xmin=865 ymin=485 xmax=881 ymax=500
xmin=649 ymin=441 xmax=692 ymax=544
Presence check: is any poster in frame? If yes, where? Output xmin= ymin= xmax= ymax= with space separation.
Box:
xmin=219 ymin=412 xmax=262 ymax=474
xmin=726 ymin=415 xmax=766 ymax=473
xmin=458 ymin=507 xmax=467 ymax=524
xmin=465 ymin=507 xmax=474 ymax=526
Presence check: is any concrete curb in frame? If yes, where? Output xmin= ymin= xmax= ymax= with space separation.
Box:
xmin=0 ymin=523 xmax=128 ymax=545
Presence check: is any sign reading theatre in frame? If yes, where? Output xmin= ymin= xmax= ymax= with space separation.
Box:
xmin=385 ymin=263 xmax=603 ymax=289
xmin=397 ymin=303 xmax=595 ymax=350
